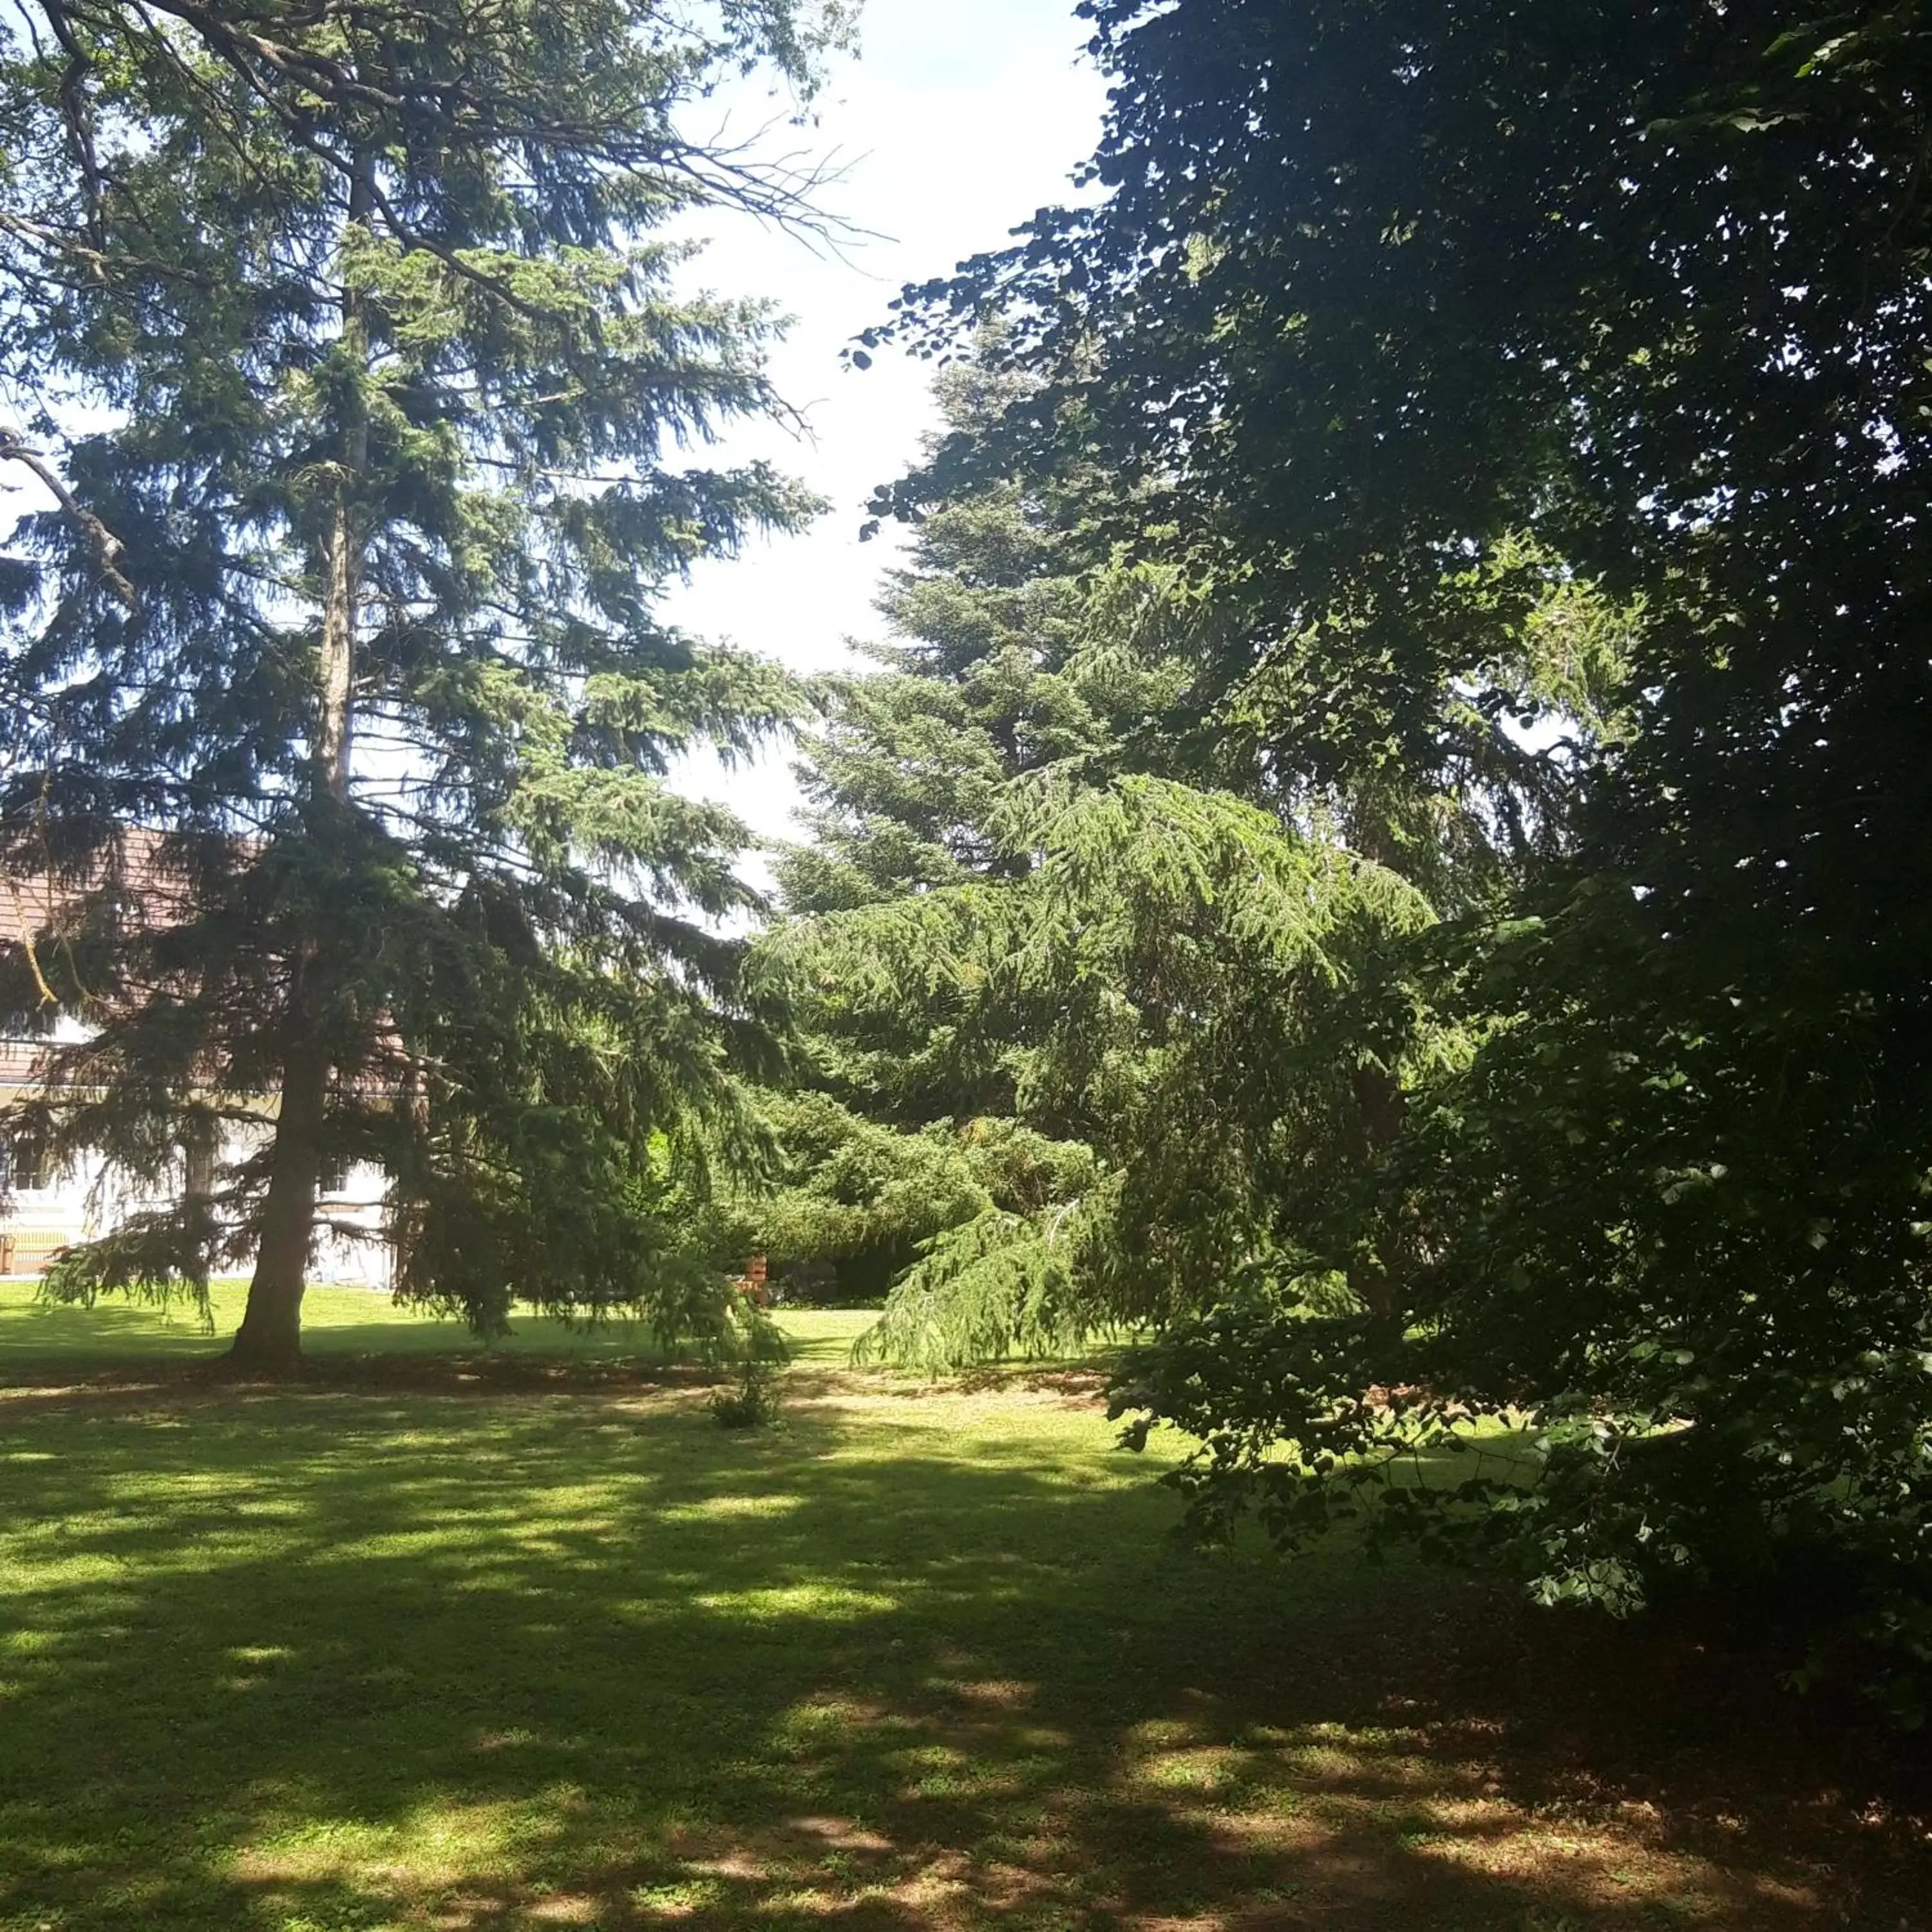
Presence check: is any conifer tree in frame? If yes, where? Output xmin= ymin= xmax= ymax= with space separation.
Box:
xmin=0 ymin=0 xmax=851 ymax=1368
xmin=758 ymin=352 xmax=1618 ymax=1350
xmin=742 ymin=358 xmax=1151 ymax=1303
xmin=875 ymin=0 xmax=1932 ymax=1709
xmin=756 ymin=364 xmax=1441 ymax=1354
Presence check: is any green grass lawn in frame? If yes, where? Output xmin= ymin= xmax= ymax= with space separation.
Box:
xmin=0 ymin=1298 xmax=1923 ymax=1931
xmin=0 ymin=1280 xmax=873 ymax=1367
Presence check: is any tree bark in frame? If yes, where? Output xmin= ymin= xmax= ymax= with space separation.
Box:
xmin=229 ymin=154 xmax=370 ymax=1374
xmin=1345 ymin=1061 xmax=1410 ymax=1329
xmin=313 ymin=415 xmax=360 ymax=800
xmin=314 ymin=147 xmax=370 ymax=813
xmin=230 ymin=1038 xmax=327 ymax=1372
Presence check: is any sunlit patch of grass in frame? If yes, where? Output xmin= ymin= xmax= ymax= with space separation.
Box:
xmin=0 ymin=1278 xmax=878 ymax=1369
xmin=656 ymin=1492 xmax=805 ymax=1522
xmin=692 ymin=1582 xmax=902 ymax=1620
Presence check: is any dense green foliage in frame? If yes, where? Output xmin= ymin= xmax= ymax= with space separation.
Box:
xmin=773 ymin=773 xmax=1436 ymax=1364
xmin=737 ymin=363 xmax=1175 ymax=1314
xmin=819 ymin=2 xmax=1932 ymax=1716
xmin=0 ymin=0 xmax=849 ymax=1364
xmin=764 ymin=353 xmax=1618 ymax=1363
xmin=754 ymin=365 xmax=1422 ymax=1349
xmin=781 ymin=359 xmax=1166 ymax=914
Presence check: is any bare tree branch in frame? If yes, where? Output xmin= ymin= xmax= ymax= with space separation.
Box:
xmin=0 ymin=427 xmax=138 ymax=612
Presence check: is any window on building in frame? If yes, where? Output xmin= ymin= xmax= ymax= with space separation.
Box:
xmin=184 ymin=1130 xmax=216 ymax=1200
xmin=317 ymin=1150 xmax=354 ymax=1198
xmin=1 ymin=1134 xmax=52 ymax=1193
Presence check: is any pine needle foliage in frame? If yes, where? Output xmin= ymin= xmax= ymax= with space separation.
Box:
xmin=779 ymin=352 xmax=1194 ymax=923
xmin=767 ymin=775 xmax=1437 ymax=1365
xmin=848 ymin=1206 xmax=1089 ymax=1374
xmin=762 ymin=352 xmax=1481 ymax=1361
xmin=744 ymin=1091 xmax=1099 ymax=1284
xmin=0 ymin=0 xmax=850 ymax=1368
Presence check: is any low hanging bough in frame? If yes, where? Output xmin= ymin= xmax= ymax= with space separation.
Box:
xmin=758 ymin=773 xmax=1441 ymax=1371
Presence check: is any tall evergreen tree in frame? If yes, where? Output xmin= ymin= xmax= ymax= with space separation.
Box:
xmin=879 ymin=0 xmax=1932 ymax=1709
xmin=0 ymin=0 xmax=851 ymax=1368
xmin=743 ymin=357 xmax=1156 ymax=1303
xmin=759 ymin=339 xmax=1620 ymax=1348
xmin=759 ymin=355 xmax=1523 ymax=1353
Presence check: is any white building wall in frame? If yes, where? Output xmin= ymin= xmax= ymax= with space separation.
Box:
xmin=1 ymin=1118 xmax=393 ymax=1287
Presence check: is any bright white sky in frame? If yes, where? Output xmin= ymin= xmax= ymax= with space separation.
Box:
xmin=662 ymin=1 xmax=1108 ymax=874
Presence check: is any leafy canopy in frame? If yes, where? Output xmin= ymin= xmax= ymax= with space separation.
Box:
xmin=866 ymin=0 xmax=1932 ymax=1714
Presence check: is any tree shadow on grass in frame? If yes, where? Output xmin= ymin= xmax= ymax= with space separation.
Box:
xmin=0 ymin=1379 xmax=1924 ymax=1931
xmin=0 ymin=1308 xmax=686 ymax=1381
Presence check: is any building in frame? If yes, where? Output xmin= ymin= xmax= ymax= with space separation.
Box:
xmin=1 ymin=835 xmax=394 ymax=1286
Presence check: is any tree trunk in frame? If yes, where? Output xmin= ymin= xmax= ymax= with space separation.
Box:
xmin=231 ymin=1039 xmax=327 ymax=1373
xmin=314 ymin=419 xmax=360 ymax=802
xmin=228 ymin=155 xmax=370 ymax=1374
xmin=1346 ymin=1061 xmax=1410 ymax=1330
xmin=314 ymin=149 xmax=370 ymax=813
